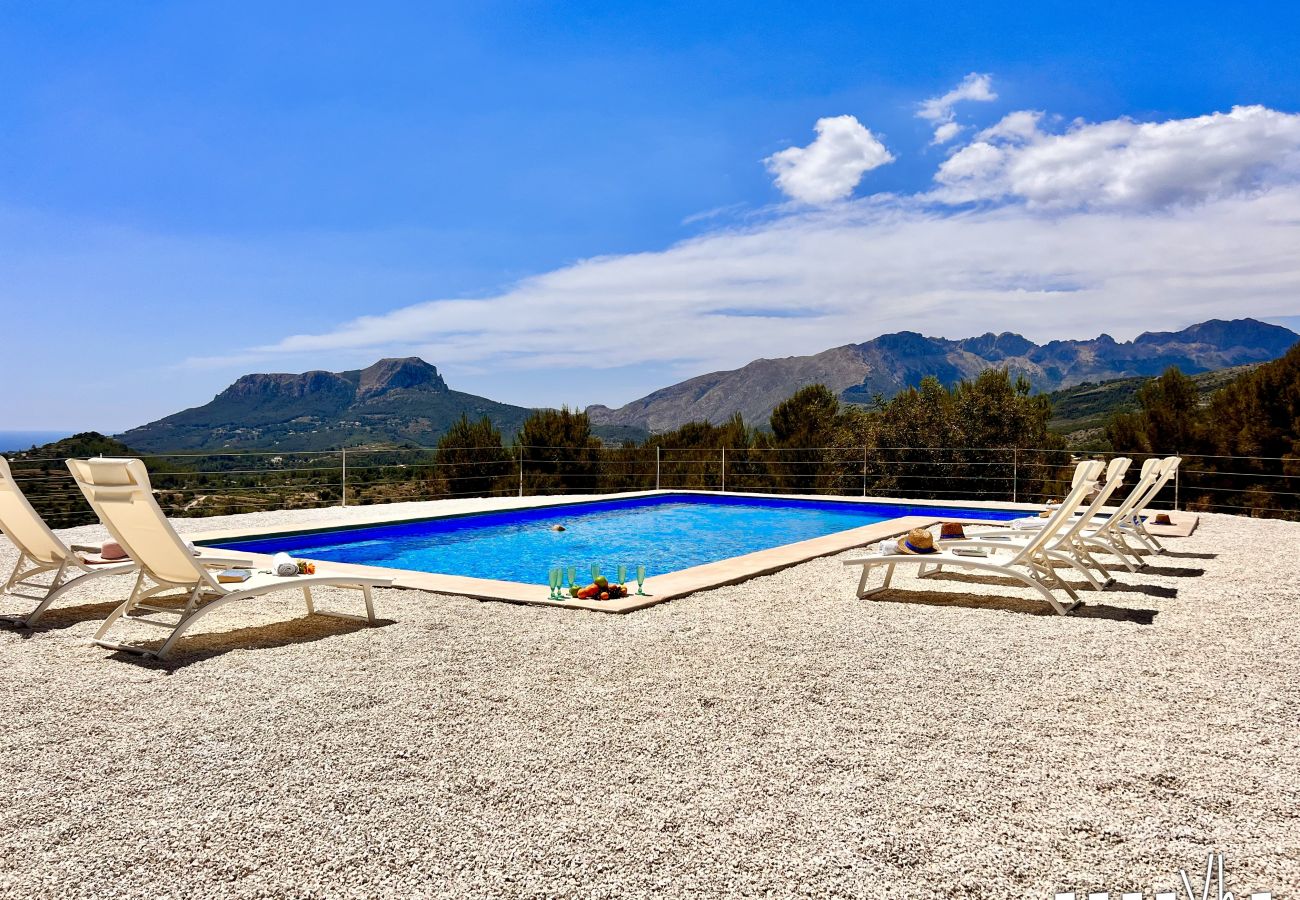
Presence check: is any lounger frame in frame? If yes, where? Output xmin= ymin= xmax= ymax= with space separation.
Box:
xmin=843 ymin=460 xmax=1104 ymax=615
xmin=0 ymin=455 xmax=138 ymax=627
xmin=68 ymin=457 xmax=392 ymax=659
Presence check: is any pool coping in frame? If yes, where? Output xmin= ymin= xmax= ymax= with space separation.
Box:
xmin=186 ymin=490 xmax=1198 ymax=614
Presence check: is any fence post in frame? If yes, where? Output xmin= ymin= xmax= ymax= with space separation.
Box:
xmin=1012 ymin=447 xmax=1018 ymax=504
xmin=862 ymin=446 xmax=867 ymax=497
xmin=721 ymin=447 xmax=726 ymax=492
xmin=655 ymin=446 xmax=660 ymax=491
xmin=341 ymin=447 xmax=347 ymax=507
xmin=518 ymin=447 xmax=524 ymax=497
xmin=1174 ymin=458 xmax=1180 ymax=511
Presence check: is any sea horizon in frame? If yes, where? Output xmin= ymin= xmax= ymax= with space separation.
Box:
xmin=0 ymin=430 xmax=75 ymax=453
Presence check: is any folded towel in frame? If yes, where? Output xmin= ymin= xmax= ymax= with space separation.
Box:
xmin=272 ymin=552 xmax=299 ymax=577
xmin=99 ymin=541 xmax=129 ymax=560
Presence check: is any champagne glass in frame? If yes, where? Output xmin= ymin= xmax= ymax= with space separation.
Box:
xmin=591 ymin=563 xmax=602 ymax=583
xmin=635 ymin=564 xmax=647 ymax=595
xmin=548 ymin=567 xmax=561 ymax=600
xmin=567 ymin=566 xmax=577 ymax=593
xmin=617 ymin=564 xmax=627 ymax=588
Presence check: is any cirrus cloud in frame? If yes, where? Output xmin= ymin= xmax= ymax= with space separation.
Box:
xmin=764 ymin=115 xmax=895 ymax=204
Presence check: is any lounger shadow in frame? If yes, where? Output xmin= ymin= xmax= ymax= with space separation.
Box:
xmin=865 ymin=588 xmax=1157 ymax=624
xmin=104 ymin=613 xmax=399 ymax=670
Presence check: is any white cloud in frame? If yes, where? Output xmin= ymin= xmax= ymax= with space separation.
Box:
xmin=764 ymin=115 xmax=895 ymax=204
xmin=175 ymin=98 xmax=1300 ymax=410
xmin=207 ymin=186 xmax=1300 ymax=396
xmin=918 ymin=73 xmax=997 ymax=143
xmin=931 ymin=122 xmax=964 ymax=145
xmin=937 ymin=105 xmax=1300 ymax=209
xmin=976 ymin=109 xmax=1043 ymax=143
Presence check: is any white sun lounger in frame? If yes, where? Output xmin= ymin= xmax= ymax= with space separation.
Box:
xmin=0 ymin=455 xmax=141 ymax=627
xmin=1112 ymin=456 xmax=1181 ymax=554
xmin=68 ymin=457 xmax=392 ymax=659
xmin=984 ymin=456 xmax=1180 ymax=567
xmin=842 ymin=460 xmax=1104 ymax=615
xmin=947 ymin=457 xmax=1132 ymax=590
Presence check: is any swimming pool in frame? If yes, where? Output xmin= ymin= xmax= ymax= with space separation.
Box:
xmin=206 ymin=493 xmax=1024 ymax=584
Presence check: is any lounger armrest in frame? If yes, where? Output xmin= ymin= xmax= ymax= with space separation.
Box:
xmin=842 ymin=555 xmax=895 ymax=566
xmin=938 ymin=540 xmax=1021 ymax=553
xmin=196 ymin=555 xmax=259 ymax=569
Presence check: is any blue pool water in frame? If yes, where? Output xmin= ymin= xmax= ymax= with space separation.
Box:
xmin=207 ymin=493 xmax=1024 ymax=584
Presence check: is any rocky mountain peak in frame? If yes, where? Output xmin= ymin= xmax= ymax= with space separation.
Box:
xmin=357 ymin=357 xmax=448 ymax=399
xmin=222 ymin=370 xmax=353 ymax=401
xmin=956 ymin=332 xmax=1036 ymax=360
xmin=1136 ymin=318 xmax=1298 ymax=353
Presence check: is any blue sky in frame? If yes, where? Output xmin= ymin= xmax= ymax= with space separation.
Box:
xmin=2 ymin=1 xmax=1300 ymax=430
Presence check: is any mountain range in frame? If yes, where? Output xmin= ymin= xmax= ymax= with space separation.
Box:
xmin=586 ymin=318 xmax=1298 ymax=432
xmin=119 ymin=358 xmax=536 ymax=452
xmin=116 ymin=318 xmax=1298 ymax=451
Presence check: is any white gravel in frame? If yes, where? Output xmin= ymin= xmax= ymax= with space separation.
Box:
xmin=1 ymin=503 xmax=1298 ymax=899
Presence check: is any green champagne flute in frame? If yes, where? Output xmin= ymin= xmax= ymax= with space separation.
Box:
xmin=567 ymin=566 xmax=577 ymax=592
xmin=635 ymin=564 xmax=647 ymax=595
xmin=549 ymin=567 xmax=561 ymax=600
xmin=591 ymin=563 xmax=602 ymax=583
xmin=617 ymin=564 xmax=627 ymax=588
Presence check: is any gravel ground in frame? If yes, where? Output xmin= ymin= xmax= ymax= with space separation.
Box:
xmin=1 ymin=503 xmax=1298 ymax=899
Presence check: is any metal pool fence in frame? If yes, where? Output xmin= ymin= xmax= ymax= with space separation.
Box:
xmin=6 ymin=444 xmax=1297 ymax=528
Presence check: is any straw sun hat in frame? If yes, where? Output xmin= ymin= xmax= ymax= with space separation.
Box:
xmin=896 ymin=527 xmax=939 ymax=554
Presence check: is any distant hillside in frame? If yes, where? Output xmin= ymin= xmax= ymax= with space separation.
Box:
xmin=588 ymin=318 xmax=1299 ymax=432
xmin=1046 ymin=365 xmax=1259 ymax=446
xmin=7 ymin=431 xmax=139 ymax=462
xmin=119 ymin=358 xmax=541 ymax=451
xmin=120 ymin=357 xmax=645 ymax=451
xmin=4 ymin=432 xmax=145 ymax=528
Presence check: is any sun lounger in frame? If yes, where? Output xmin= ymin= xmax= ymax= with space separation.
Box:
xmin=1111 ymin=456 xmax=1181 ymax=554
xmin=959 ymin=455 xmax=1180 ymax=570
xmin=0 ymin=455 xmax=142 ymax=627
xmin=67 ymin=457 xmax=392 ymax=659
xmin=842 ymin=460 xmax=1104 ymax=615
xmin=945 ymin=457 xmax=1132 ymax=590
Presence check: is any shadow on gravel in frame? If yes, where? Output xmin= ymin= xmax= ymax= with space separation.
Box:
xmin=1108 ymin=582 xmax=1179 ymax=599
xmin=1134 ymin=565 xmax=1206 ymax=578
xmin=106 ymin=615 xmax=398 ymax=672
xmin=1158 ymin=551 xmax=1217 ymax=560
xmin=0 ymin=601 xmax=124 ymax=635
xmin=867 ymin=590 xmax=1157 ymax=624
xmin=923 ymin=568 xmax=1178 ymax=600
xmin=921 ymin=571 xmax=1095 ymax=593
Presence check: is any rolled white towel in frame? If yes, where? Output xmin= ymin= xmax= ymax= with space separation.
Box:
xmin=272 ymin=552 xmax=299 ymax=577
